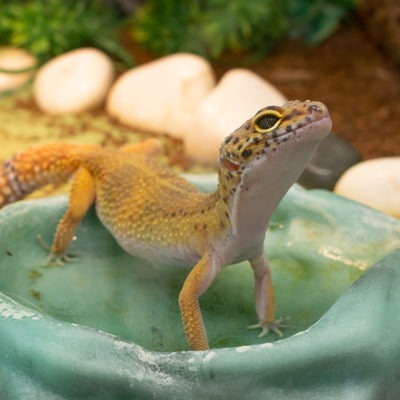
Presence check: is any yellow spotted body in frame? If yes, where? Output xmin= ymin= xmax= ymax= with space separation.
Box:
xmin=87 ymin=150 xmax=226 ymax=264
xmin=0 ymin=100 xmax=332 ymax=350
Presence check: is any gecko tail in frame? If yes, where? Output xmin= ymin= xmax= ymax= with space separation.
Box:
xmin=0 ymin=143 xmax=100 ymax=208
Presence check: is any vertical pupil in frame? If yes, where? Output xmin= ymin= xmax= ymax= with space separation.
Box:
xmin=257 ymin=115 xmax=279 ymax=130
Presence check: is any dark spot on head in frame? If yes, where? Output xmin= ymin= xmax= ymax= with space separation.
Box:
xmin=237 ymin=144 xmax=243 ymax=151
xmin=271 ymin=132 xmax=278 ymax=139
xmin=264 ymin=140 xmax=270 ymax=148
xmin=171 ymin=212 xmax=176 ymax=217
xmin=203 ymin=224 xmax=207 ymax=230
xmin=200 ymin=208 xmax=205 ymax=214
xmin=242 ymin=149 xmax=252 ymax=158
xmin=220 ymin=221 xmax=225 ymax=228
xmin=253 ymin=137 xmax=260 ymax=144
xmin=245 ymin=136 xmax=251 ymax=143
xmin=280 ymin=109 xmax=302 ymax=123
xmin=194 ymin=224 xmax=198 ymax=230
xmin=286 ymin=125 xmax=292 ymax=132
xmin=232 ymin=137 xmax=239 ymax=144
xmin=292 ymin=109 xmax=303 ymax=117
xmin=224 ymin=135 xmax=233 ymax=144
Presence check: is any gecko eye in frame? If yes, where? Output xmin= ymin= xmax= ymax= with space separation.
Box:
xmin=254 ymin=112 xmax=281 ymax=132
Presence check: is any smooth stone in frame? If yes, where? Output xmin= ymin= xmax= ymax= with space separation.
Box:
xmin=33 ymin=48 xmax=114 ymax=114
xmin=0 ymin=47 xmax=37 ymax=93
xmin=184 ymin=68 xmax=287 ymax=164
xmin=298 ymin=133 xmax=361 ymax=190
xmin=1 ymin=184 xmax=400 ymax=398
xmin=334 ymin=157 xmax=400 ymax=218
xmin=106 ymin=53 xmax=215 ymax=139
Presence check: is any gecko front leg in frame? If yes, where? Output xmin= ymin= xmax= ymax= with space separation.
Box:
xmin=248 ymin=251 xmax=285 ymax=338
xmin=178 ymin=252 xmax=221 ymax=350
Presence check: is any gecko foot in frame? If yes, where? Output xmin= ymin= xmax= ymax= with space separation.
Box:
xmin=44 ymin=253 xmax=79 ymax=267
xmin=248 ymin=317 xmax=290 ymax=338
xmin=37 ymin=235 xmax=79 ymax=266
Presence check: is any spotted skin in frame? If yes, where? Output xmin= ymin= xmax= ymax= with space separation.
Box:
xmin=0 ymin=143 xmax=97 ymax=207
xmin=0 ymin=100 xmax=332 ymax=350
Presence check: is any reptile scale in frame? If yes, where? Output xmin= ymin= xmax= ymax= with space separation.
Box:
xmin=0 ymin=100 xmax=332 ymax=350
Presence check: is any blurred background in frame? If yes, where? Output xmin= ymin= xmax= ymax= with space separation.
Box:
xmin=0 ymin=0 xmax=399 ymax=179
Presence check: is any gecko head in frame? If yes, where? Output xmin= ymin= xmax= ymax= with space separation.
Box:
xmin=218 ymin=100 xmax=332 ymax=173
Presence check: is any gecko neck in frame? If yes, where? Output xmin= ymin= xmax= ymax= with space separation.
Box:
xmin=214 ymin=138 xmax=323 ymax=254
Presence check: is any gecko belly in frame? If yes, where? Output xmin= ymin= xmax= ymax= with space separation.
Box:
xmin=113 ymin=235 xmax=201 ymax=268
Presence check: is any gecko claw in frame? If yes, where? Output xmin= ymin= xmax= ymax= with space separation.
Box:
xmin=248 ymin=317 xmax=290 ymax=338
xmin=38 ymin=235 xmax=79 ymax=266
xmin=37 ymin=234 xmax=50 ymax=251
xmin=44 ymin=253 xmax=79 ymax=267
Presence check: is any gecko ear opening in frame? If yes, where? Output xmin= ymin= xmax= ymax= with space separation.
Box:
xmin=221 ymin=157 xmax=240 ymax=171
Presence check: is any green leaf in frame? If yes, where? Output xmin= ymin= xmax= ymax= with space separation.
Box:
xmin=0 ymin=0 xmax=133 ymax=66
xmin=131 ymin=0 xmax=355 ymax=59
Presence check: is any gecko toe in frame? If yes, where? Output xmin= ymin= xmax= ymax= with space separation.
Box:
xmin=44 ymin=252 xmax=79 ymax=267
xmin=248 ymin=317 xmax=290 ymax=338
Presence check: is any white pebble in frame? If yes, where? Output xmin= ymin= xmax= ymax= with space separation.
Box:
xmin=106 ymin=53 xmax=215 ymax=139
xmin=184 ymin=68 xmax=287 ymax=164
xmin=33 ymin=48 xmax=114 ymax=114
xmin=0 ymin=47 xmax=37 ymax=92
xmin=334 ymin=157 xmax=400 ymax=218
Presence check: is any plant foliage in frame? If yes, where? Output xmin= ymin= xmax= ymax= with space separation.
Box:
xmin=0 ymin=0 xmax=134 ymax=66
xmin=131 ymin=0 xmax=356 ymax=59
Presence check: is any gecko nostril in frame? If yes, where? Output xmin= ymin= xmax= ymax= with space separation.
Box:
xmin=308 ymin=104 xmax=322 ymax=114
